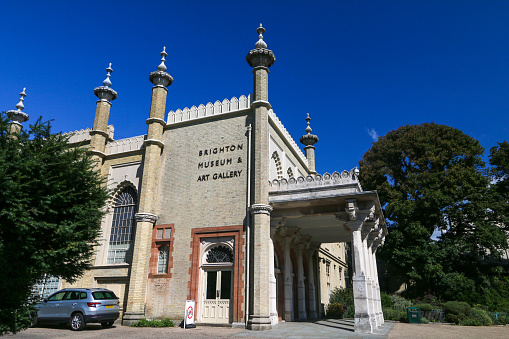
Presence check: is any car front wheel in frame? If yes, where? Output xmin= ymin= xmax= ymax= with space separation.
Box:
xmin=70 ymin=313 xmax=85 ymax=331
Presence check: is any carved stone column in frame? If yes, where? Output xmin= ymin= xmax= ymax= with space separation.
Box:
xmin=246 ymin=24 xmax=276 ymax=331
xmin=297 ymin=243 xmax=307 ymax=320
xmin=283 ymin=235 xmax=294 ymax=322
xmin=345 ymin=199 xmax=373 ymax=334
xmin=90 ymin=64 xmax=117 ymax=169
xmin=362 ymin=223 xmax=377 ymax=329
xmin=269 ymin=237 xmax=278 ymax=325
xmin=123 ymin=49 xmax=172 ymax=325
xmin=306 ymin=245 xmax=318 ymax=319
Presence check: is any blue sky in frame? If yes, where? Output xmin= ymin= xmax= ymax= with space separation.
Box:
xmin=2 ymin=1 xmax=508 ymax=174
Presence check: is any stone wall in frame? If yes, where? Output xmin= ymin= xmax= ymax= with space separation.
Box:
xmin=146 ymin=111 xmax=251 ymax=319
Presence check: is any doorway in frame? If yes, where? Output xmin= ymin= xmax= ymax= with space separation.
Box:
xmin=202 ymin=269 xmax=232 ymax=324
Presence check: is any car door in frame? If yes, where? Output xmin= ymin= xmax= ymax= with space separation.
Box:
xmin=60 ymin=291 xmax=81 ymax=319
xmin=37 ymin=291 xmax=68 ymax=321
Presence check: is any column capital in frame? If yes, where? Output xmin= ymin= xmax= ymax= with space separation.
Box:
xmin=250 ymin=203 xmax=273 ymax=215
xmin=135 ymin=212 xmax=158 ymax=224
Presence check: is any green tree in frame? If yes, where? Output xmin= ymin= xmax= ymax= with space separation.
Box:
xmin=0 ymin=112 xmax=109 ymax=334
xmin=490 ymin=141 xmax=509 ymax=233
xmin=359 ymin=123 xmax=508 ymax=302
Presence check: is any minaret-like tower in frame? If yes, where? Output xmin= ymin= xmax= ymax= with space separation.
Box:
xmin=123 ymin=47 xmax=172 ymax=325
xmin=299 ymin=113 xmax=319 ymax=174
xmin=90 ymin=64 xmax=117 ymax=167
xmin=246 ymin=24 xmax=276 ymax=331
xmin=7 ymin=88 xmax=29 ymax=135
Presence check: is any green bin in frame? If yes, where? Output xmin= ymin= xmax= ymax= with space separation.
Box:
xmin=407 ymin=307 xmax=421 ymax=324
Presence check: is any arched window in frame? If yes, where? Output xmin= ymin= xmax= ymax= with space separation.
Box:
xmin=206 ymin=245 xmax=234 ymax=264
xmin=107 ymin=186 xmax=137 ymax=264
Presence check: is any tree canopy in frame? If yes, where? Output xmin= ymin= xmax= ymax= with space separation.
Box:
xmin=0 ymin=112 xmax=109 ymax=334
xmin=359 ymin=123 xmax=509 ymax=307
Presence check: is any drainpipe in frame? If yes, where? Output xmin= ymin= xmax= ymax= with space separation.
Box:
xmin=245 ymin=124 xmax=252 ymax=327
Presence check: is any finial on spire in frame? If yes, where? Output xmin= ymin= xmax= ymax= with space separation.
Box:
xmin=94 ymin=63 xmax=117 ymax=101
xmin=305 ymin=113 xmax=312 ymax=134
xmin=255 ymin=23 xmax=268 ymax=49
xmin=7 ymin=87 xmax=29 ymax=124
xmin=246 ymin=23 xmax=276 ymax=68
xmin=149 ymin=46 xmax=173 ymax=87
xmin=16 ymin=88 xmax=26 ymax=111
xmin=158 ymin=46 xmax=168 ymax=72
xmin=103 ymin=63 xmax=113 ymax=87
xmin=299 ymin=113 xmax=318 ymax=146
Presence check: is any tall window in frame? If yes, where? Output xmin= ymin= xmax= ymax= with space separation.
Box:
xmin=107 ymin=186 xmax=137 ymax=264
xmin=151 ymin=224 xmax=173 ymax=277
xmin=32 ymin=274 xmax=60 ymax=299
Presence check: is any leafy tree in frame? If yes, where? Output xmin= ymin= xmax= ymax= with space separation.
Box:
xmin=359 ymin=123 xmax=508 ymax=302
xmin=0 ymin=112 xmax=109 ymax=334
xmin=490 ymin=141 xmax=509 ymax=234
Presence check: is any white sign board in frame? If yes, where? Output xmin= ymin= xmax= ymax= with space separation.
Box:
xmin=184 ymin=300 xmax=196 ymax=328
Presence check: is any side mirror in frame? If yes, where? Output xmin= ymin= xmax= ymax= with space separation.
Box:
xmin=43 ymin=298 xmax=48 ymax=303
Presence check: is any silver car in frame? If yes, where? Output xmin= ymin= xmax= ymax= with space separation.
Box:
xmin=33 ymin=288 xmax=120 ymax=331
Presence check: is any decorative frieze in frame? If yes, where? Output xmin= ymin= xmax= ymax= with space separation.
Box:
xmin=269 ymin=168 xmax=361 ymax=191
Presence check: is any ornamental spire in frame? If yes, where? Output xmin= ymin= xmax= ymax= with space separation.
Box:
xmin=7 ymin=87 xmax=29 ymax=124
xmin=254 ymin=23 xmax=267 ymax=49
xmin=246 ymin=23 xmax=276 ymax=68
xmin=158 ymin=47 xmax=167 ymax=72
xmin=103 ymin=63 xmax=113 ymax=87
xmin=300 ymin=113 xmax=319 ymax=147
xmin=94 ymin=63 xmax=117 ymax=102
xmin=149 ymin=46 xmax=173 ymax=87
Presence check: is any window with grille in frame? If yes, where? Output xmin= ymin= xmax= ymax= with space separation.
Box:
xmin=150 ymin=224 xmax=173 ymax=277
xmin=206 ymin=245 xmax=234 ymax=264
xmin=107 ymin=186 xmax=137 ymax=264
xmin=158 ymin=245 xmax=169 ymax=273
xmin=32 ymin=274 xmax=60 ymax=299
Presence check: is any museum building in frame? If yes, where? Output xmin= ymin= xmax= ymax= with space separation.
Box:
xmin=10 ymin=25 xmax=388 ymax=333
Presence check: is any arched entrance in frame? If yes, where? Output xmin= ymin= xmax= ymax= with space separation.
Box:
xmin=199 ymin=239 xmax=234 ymax=324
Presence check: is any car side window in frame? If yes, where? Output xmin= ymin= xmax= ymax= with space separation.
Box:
xmin=47 ymin=291 xmax=67 ymax=301
xmin=65 ymin=291 xmax=80 ymax=300
xmin=80 ymin=292 xmax=87 ymax=299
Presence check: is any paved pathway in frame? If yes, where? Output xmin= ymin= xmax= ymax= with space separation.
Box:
xmin=8 ymin=320 xmax=509 ymax=338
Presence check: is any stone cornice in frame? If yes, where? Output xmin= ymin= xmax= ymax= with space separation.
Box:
xmin=146 ymin=117 xmax=166 ymax=127
xmin=87 ymin=149 xmax=106 ymax=158
xmin=250 ymin=100 xmax=271 ymax=110
xmin=90 ymin=129 xmax=110 ymax=138
xmin=135 ymin=212 xmax=158 ymax=224
xmin=149 ymin=71 xmax=173 ymax=88
xmin=246 ymin=48 xmax=276 ymax=68
xmin=143 ymin=139 xmax=165 ymax=148
xmin=250 ymin=203 xmax=273 ymax=215
xmin=94 ymin=86 xmax=117 ymax=102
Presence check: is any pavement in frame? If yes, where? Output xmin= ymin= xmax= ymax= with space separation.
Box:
xmin=7 ymin=320 xmax=509 ymax=338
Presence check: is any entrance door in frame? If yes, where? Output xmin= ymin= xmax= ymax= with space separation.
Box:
xmin=202 ymin=269 xmax=232 ymax=324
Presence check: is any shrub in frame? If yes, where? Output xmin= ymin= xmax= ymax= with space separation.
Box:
xmin=329 ymin=288 xmax=354 ymax=318
xmin=381 ymin=292 xmax=393 ymax=309
xmin=421 ymin=317 xmax=430 ymax=324
xmin=391 ymin=294 xmax=412 ymax=310
xmin=443 ymin=301 xmax=471 ymax=316
xmin=414 ymin=303 xmax=433 ymax=312
xmin=461 ymin=309 xmax=493 ymax=326
xmin=130 ymin=318 xmax=175 ymax=327
xmin=326 ymin=302 xmax=346 ymax=318
xmin=383 ymin=309 xmax=407 ymax=322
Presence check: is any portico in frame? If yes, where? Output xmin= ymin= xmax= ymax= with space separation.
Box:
xmin=268 ymin=170 xmax=387 ymax=334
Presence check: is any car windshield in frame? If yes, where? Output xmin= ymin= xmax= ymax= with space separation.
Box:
xmin=92 ymin=291 xmax=117 ymax=300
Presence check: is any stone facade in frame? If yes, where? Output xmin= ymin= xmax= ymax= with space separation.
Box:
xmin=42 ymin=25 xmax=387 ymax=334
